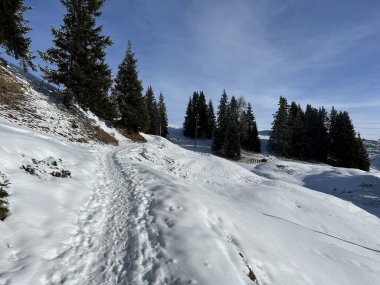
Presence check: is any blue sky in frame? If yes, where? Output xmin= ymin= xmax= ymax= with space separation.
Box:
xmin=3 ymin=0 xmax=380 ymax=139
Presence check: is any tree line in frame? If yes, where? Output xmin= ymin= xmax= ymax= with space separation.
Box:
xmin=183 ymin=90 xmax=260 ymax=160
xmin=183 ymin=91 xmax=215 ymax=139
xmin=269 ymin=96 xmax=370 ymax=171
xmin=0 ymin=0 xmax=168 ymax=137
xmin=0 ymin=1 xmax=372 ymax=171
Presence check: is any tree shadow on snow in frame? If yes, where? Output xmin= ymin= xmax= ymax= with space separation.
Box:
xmin=303 ymin=170 xmax=380 ymax=218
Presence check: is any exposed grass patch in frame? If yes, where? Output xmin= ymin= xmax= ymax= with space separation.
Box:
xmin=116 ymin=128 xmax=147 ymax=143
xmin=0 ymin=68 xmax=23 ymax=94
xmin=0 ymin=67 xmax=27 ymax=114
xmin=81 ymin=123 xmax=119 ymax=145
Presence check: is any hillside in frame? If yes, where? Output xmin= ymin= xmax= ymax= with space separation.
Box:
xmin=0 ymin=65 xmax=380 ymax=284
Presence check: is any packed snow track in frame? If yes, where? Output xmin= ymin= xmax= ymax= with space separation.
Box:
xmin=46 ymin=144 xmax=167 ymax=284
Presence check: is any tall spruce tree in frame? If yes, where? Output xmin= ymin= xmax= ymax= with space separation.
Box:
xmin=355 ymin=134 xmax=370 ymax=171
xmin=212 ymin=90 xmax=229 ymax=153
xmin=144 ymin=86 xmax=158 ymax=135
xmin=183 ymin=96 xmax=194 ymax=137
xmin=197 ymin=91 xmax=209 ymax=137
xmin=328 ymin=106 xmax=338 ymax=161
xmin=237 ymin=96 xmax=248 ymax=146
xmin=158 ymin=92 xmax=168 ymax=138
xmin=217 ymin=90 xmax=230 ymax=137
xmin=182 ymin=91 xmax=209 ymax=138
xmin=287 ymin=102 xmax=305 ymax=158
xmin=40 ymin=0 xmax=114 ymax=119
xmin=0 ymin=0 xmax=35 ymax=70
xmin=268 ymin=96 xmax=290 ymax=156
xmin=224 ymin=96 xmax=241 ymax=159
xmin=328 ymin=109 xmax=370 ymax=170
xmin=316 ymin=107 xmax=329 ymax=162
xmin=303 ymin=105 xmax=320 ymax=160
xmin=112 ymin=42 xmax=148 ymax=132
xmin=243 ymin=102 xmax=261 ymax=152
xmin=182 ymin=92 xmax=199 ymax=138
xmin=206 ymin=99 xmax=216 ymax=139
xmin=192 ymin=92 xmax=200 ymax=138
xmin=329 ymin=111 xmax=357 ymax=168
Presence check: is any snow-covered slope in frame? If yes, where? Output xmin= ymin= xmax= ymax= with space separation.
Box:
xmin=0 ymin=64 xmax=121 ymax=144
xmin=1 ymin=66 xmax=380 ymax=284
xmin=0 ymin=118 xmax=102 ymax=284
xmin=3 ymin=122 xmax=379 ymax=284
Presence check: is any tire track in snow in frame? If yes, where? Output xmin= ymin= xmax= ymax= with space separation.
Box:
xmin=44 ymin=145 xmax=164 ymax=284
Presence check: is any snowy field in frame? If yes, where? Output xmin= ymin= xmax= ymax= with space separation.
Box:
xmin=1 ymin=117 xmax=380 ymax=284
xmin=1 ymin=69 xmax=380 ymax=284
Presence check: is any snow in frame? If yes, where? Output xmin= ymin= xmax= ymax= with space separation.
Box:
xmin=1 ymin=68 xmax=380 ymax=284
xmin=0 ymin=118 xmax=100 ymax=284
xmin=3 ymin=117 xmax=380 ymax=284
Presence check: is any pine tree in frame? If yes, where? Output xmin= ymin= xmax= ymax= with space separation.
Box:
xmin=212 ymin=90 xmax=229 ymax=153
xmin=244 ymin=102 xmax=261 ymax=152
xmin=191 ymin=92 xmax=200 ymax=138
xmin=355 ymin=134 xmax=370 ymax=171
xmin=316 ymin=107 xmax=329 ymax=162
xmin=217 ymin=90 xmax=230 ymax=136
xmin=287 ymin=102 xmax=305 ymax=158
xmin=197 ymin=91 xmax=208 ymax=137
xmin=182 ymin=91 xmax=209 ymax=138
xmin=303 ymin=105 xmax=320 ymax=160
xmin=183 ymin=96 xmax=194 ymax=137
xmin=40 ymin=0 xmax=114 ymax=118
xmin=268 ymin=96 xmax=290 ymax=156
xmin=112 ymin=42 xmax=147 ymax=132
xmin=183 ymin=92 xmax=199 ymax=138
xmin=328 ymin=106 xmax=338 ymax=162
xmin=329 ymin=111 xmax=357 ymax=168
xmin=237 ymin=96 xmax=248 ymax=146
xmin=158 ymin=92 xmax=168 ymax=138
xmin=328 ymin=109 xmax=370 ymax=170
xmin=206 ymin=99 xmax=216 ymax=139
xmin=145 ymin=86 xmax=158 ymax=135
xmin=224 ymin=96 xmax=241 ymax=159
xmin=0 ymin=0 xmax=35 ymax=70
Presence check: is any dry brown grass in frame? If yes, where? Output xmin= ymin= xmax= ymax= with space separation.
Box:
xmin=0 ymin=68 xmax=26 ymax=111
xmin=0 ymin=68 xmax=23 ymax=94
xmin=116 ymin=128 xmax=147 ymax=143
xmin=82 ymin=123 xmax=119 ymax=145
xmin=0 ymin=91 xmax=27 ymax=109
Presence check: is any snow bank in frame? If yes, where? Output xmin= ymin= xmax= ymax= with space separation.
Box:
xmin=0 ymin=118 xmax=99 ymax=284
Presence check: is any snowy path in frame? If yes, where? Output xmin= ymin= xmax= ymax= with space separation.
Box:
xmin=45 ymin=143 xmax=164 ymax=285
xmin=43 ymin=140 xmax=255 ymax=285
